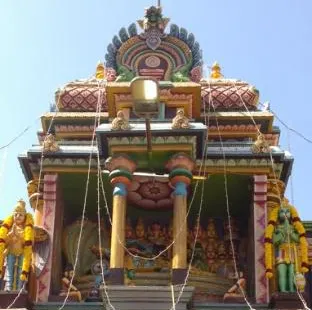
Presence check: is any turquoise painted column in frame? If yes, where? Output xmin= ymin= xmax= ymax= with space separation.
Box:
xmin=105 ymin=155 xmax=136 ymax=284
xmin=166 ymin=153 xmax=195 ymax=284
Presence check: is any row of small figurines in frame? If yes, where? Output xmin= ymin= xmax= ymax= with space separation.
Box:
xmin=124 ymin=217 xmax=241 ymax=244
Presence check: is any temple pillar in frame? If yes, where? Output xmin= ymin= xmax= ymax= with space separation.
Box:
xmin=105 ymin=155 xmax=136 ymax=284
xmin=35 ymin=173 xmax=60 ymax=302
xmin=166 ymin=153 xmax=195 ymax=284
xmin=253 ymin=175 xmax=269 ymax=303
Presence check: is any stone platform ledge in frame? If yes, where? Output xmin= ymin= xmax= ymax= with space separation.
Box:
xmin=193 ymin=302 xmax=268 ymax=310
xmin=269 ymin=292 xmax=308 ymax=309
xmin=100 ymin=285 xmax=194 ymax=310
xmin=0 ymin=291 xmax=30 ymax=309
xmin=33 ymin=302 xmax=104 ymax=310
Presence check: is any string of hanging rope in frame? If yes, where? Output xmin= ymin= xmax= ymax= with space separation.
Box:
xmin=6 ymin=106 xmax=60 ymax=309
xmin=228 ymin=78 xmax=310 ymax=310
xmin=1 ymin=64 xmax=311 ymax=310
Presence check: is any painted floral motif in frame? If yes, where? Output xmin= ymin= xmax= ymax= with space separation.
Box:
xmin=128 ymin=178 xmax=173 ymax=209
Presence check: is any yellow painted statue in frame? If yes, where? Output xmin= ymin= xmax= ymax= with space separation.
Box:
xmin=0 ymin=199 xmax=34 ymax=291
xmin=265 ymin=198 xmax=309 ymax=292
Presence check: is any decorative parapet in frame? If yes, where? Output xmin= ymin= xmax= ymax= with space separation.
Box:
xmin=201 ymin=80 xmax=259 ymax=111
xmin=40 ymin=112 xmax=109 ymax=133
xmin=55 ymin=82 xmax=108 ymax=112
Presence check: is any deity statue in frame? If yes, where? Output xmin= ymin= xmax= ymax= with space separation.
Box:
xmin=171 ymin=108 xmax=190 ymax=129
xmin=127 ymin=218 xmax=154 ymax=269
xmin=42 ymin=133 xmax=60 ymax=153
xmin=216 ymin=241 xmax=229 ymax=278
xmin=111 ymin=110 xmax=130 ymax=131
xmin=225 ymin=242 xmax=239 ymax=278
xmin=59 ymin=264 xmax=82 ymax=302
xmin=188 ymin=220 xmax=206 ymax=271
xmin=134 ymin=218 xmax=149 ymax=250
xmin=0 ymin=200 xmax=34 ymax=291
xmin=265 ymin=199 xmax=309 ymax=293
xmin=251 ymin=133 xmax=270 ymax=153
xmin=206 ymin=218 xmax=218 ymax=243
xmin=138 ymin=6 xmax=169 ymax=32
xmin=205 ymin=242 xmax=217 ymax=273
xmin=148 ymin=222 xmax=166 ymax=255
xmin=125 ymin=218 xmax=135 ymax=243
xmin=223 ymin=218 xmax=239 ymax=242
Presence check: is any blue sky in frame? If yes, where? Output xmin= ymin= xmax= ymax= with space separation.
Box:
xmin=0 ymin=0 xmax=312 ymax=220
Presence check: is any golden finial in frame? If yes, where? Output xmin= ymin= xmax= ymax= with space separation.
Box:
xmin=210 ymin=61 xmax=223 ymax=79
xmin=95 ymin=61 xmax=105 ymax=80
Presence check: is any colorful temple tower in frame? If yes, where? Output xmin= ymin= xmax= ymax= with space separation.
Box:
xmin=0 ymin=4 xmax=311 ymax=310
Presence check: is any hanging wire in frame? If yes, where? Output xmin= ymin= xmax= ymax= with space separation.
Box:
xmin=98 ymin=77 xmax=212 ymax=309
xmin=0 ymin=117 xmax=40 ymax=151
xmin=208 ymin=86 xmax=255 ymax=310
xmin=170 ymin=109 xmax=209 ymax=310
xmin=94 ymin=80 xmax=118 ymax=310
xmin=258 ymin=101 xmax=312 ymax=145
xmin=98 ymin=116 xmax=211 ymax=263
xmin=7 ymin=99 xmax=60 ymax=309
xmin=229 ymin=79 xmax=310 ymax=309
xmin=58 ymin=81 xmax=104 ymax=310
xmin=7 ymin=283 xmax=27 ymax=309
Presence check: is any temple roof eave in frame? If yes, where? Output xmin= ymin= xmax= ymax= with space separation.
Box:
xmin=18 ymin=142 xmax=293 ymax=184
xmin=18 ymin=153 xmax=34 ymax=182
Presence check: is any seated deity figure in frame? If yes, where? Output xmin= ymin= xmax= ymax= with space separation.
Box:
xmin=223 ymin=218 xmax=239 ymax=242
xmin=125 ymin=218 xmax=135 ymax=242
xmin=225 ymin=242 xmax=239 ymax=278
xmin=206 ymin=218 xmax=218 ymax=244
xmin=216 ymin=241 xmax=229 ymax=278
xmin=265 ymin=199 xmax=309 ymax=293
xmin=59 ymin=264 xmax=82 ymax=302
xmin=148 ymin=222 xmax=166 ymax=255
xmin=205 ymin=242 xmax=217 ymax=273
xmin=0 ymin=200 xmax=34 ymax=291
xmin=188 ymin=220 xmax=206 ymax=271
xmin=128 ymin=218 xmax=154 ymax=269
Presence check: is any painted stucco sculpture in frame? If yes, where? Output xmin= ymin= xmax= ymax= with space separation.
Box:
xmin=0 ymin=200 xmax=34 ymax=291
xmin=265 ymin=198 xmax=309 ymax=292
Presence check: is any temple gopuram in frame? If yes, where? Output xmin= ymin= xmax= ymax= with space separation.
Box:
xmin=0 ymin=4 xmax=312 ymax=310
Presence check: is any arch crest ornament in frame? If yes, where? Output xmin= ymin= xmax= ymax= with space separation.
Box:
xmin=104 ymin=6 xmax=203 ymax=82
